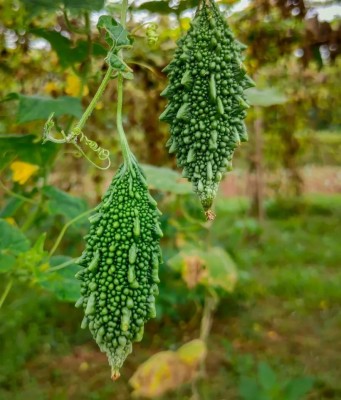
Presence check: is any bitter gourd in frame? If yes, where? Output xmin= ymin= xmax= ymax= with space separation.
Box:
xmin=160 ymin=0 xmax=254 ymax=218
xmin=76 ymin=161 xmax=162 ymax=379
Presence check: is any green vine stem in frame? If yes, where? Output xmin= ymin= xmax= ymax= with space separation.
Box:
xmin=116 ymin=74 xmax=133 ymax=168
xmin=116 ymin=0 xmax=134 ymax=171
xmin=47 ymin=258 xmax=77 ymax=272
xmin=43 ymin=66 xmax=114 ymax=170
xmin=21 ymin=195 xmax=44 ymax=232
xmin=0 ymin=179 xmax=37 ymax=205
xmin=48 ymin=208 xmax=95 ymax=257
xmin=0 ymin=279 xmax=13 ymax=311
xmin=76 ymin=67 xmax=113 ymax=132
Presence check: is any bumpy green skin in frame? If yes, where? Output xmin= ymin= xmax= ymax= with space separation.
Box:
xmin=160 ymin=0 xmax=254 ymax=215
xmin=76 ymin=162 xmax=162 ymax=379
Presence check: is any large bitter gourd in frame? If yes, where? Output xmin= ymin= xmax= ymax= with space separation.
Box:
xmin=76 ymin=162 xmax=162 ymax=379
xmin=160 ymin=0 xmax=254 ymax=218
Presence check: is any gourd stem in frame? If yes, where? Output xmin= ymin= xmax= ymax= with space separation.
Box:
xmin=116 ymin=0 xmax=134 ymax=169
xmin=76 ymin=66 xmax=114 ymax=131
xmin=116 ymin=75 xmax=133 ymax=167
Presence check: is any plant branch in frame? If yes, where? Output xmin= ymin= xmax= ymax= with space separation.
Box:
xmin=49 ymin=208 xmax=94 ymax=257
xmin=0 ymin=280 xmax=13 ymax=311
xmin=0 ymin=179 xmax=37 ymax=205
xmin=200 ymin=293 xmax=218 ymax=343
xmin=47 ymin=258 xmax=77 ymax=272
xmin=75 ymin=67 xmax=114 ymax=131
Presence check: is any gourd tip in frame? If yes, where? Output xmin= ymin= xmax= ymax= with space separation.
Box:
xmin=111 ymin=369 xmax=121 ymax=381
xmin=205 ymin=209 xmax=216 ymax=221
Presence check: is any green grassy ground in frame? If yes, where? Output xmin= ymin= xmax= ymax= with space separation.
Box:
xmin=0 ymin=194 xmax=340 ymax=399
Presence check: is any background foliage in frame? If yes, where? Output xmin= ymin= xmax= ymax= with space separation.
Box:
xmin=0 ymin=0 xmax=340 ymax=398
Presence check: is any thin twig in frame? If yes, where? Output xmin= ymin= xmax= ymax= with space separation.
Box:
xmin=49 ymin=208 xmax=94 ymax=257
xmin=0 ymin=280 xmax=13 ymax=310
xmin=0 ymin=179 xmax=37 ymax=204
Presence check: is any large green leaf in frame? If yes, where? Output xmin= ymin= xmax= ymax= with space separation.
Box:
xmin=257 ymin=362 xmax=278 ymax=392
xmin=14 ymin=233 xmax=49 ymax=280
xmin=20 ymin=0 xmax=104 ymax=15
xmin=42 ymin=185 xmax=89 ymax=222
xmin=0 ymin=219 xmax=30 ymax=273
xmin=238 ymin=377 xmax=263 ymax=400
xmin=30 ymin=29 xmax=88 ymax=68
xmin=137 ymin=1 xmax=173 ymax=14
xmin=97 ymin=15 xmax=132 ymax=48
xmin=63 ymin=0 xmax=105 ymax=11
xmin=141 ymin=164 xmax=192 ymax=195
xmin=177 ymin=0 xmax=199 ymax=13
xmin=136 ymin=0 xmax=197 ymax=15
xmin=283 ymin=377 xmax=314 ymax=400
xmin=0 ymin=134 xmax=58 ymax=170
xmin=0 ymin=197 xmax=24 ymax=218
xmin=20 ymin=0 xmax=59 ymax=15
xmin=168 ymin=246 xmax=238 ymax=293
xmin=40 ymin=256 xmax=80 ymax=302
xmin=245 ymin=88 xmax=287 ymax=107
xmin=11 ymin=94 xmax=82 ymax=123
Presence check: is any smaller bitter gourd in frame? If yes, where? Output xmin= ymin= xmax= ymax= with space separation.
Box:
xmin=160 ymin=0 xmax=254 ymax=218
xmin=76 ymin=161 xmax=162 ymax=379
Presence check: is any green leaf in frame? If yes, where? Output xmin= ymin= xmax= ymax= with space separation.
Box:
xmin=0 ymin=254 xmax=17 ymax=274
xmin=0 ymin=197 xmax=24 ymax=218
xmin=97 ymin=15 xmax=132 ymax=48
xmin=122 ymin=71 xmax=134 ymax=80
xmin=30 ymin=29 xmax=88 ymax=68
xmin=177 ymin=0 xmax=198 ymax=13
xmin=20 ymin=0 xmax=104 ymax=15
xmin=257 ymin=362 xmax=278 ymax=392
xmin=42 ymin=185 xmax=89 ymax=223
xmin=107 ymin=53 xmax=128 ymax=72
xmin=239 ymin=377 xmax=263 ymax=400
xmin=40 ymin=256 xmax=80 ymax=302
xmin=0 ymin=219 xmax=30 ymax=273
xmin=283 ymin=377 xmax=314 ymax=400
xmin=63 ymin=0 xmax=105 ymax=11
xmin=15 ymin=233 xmax=49 ymax=278
xmin=20 ymin=0 xmax=59 ymax=15
xmin=13 ymin=94 xmax=82 ymax=123
xmin=136 ymin=0 xmax=196 ymax=15
xmin=168 ymin=246 xmax=238 ymax=293
xmin=141 ymin=164 xmax=192 ymax=195
xmin=245 ymin=88 xmax=287 ymax=107
xmin=0 ymin=134 xmax=58 ymax=170
xmin=137 ymin=1 xmax=173 ymax=14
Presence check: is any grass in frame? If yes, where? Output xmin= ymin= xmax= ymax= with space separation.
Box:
xmin=0 ymin=194 xmax=340 ymax=399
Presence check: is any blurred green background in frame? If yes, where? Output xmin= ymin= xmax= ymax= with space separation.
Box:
xmin=0 ymin=0 xmax=340 ymax=399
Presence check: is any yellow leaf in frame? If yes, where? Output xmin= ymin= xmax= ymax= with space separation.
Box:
xmin=130 ymin=351 xmax=180 ymax=398
xmin=10 ymin=161 xmax=39 ymax=185
xmin=65 ymin=74 xmax=89 ymax=97
xmin=176 ymin=339 xmax=206 ymax=368
xmin=169 ymin=247 xmax=238 ymax=293
xmin=130 ymin=340 xmax=207 ymax=398
xmin=181 ymin=256 xmax=208 ymax=289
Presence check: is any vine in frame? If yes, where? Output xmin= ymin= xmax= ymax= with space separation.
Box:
xmin=43 ymin=0 xmax=134 ymax=170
